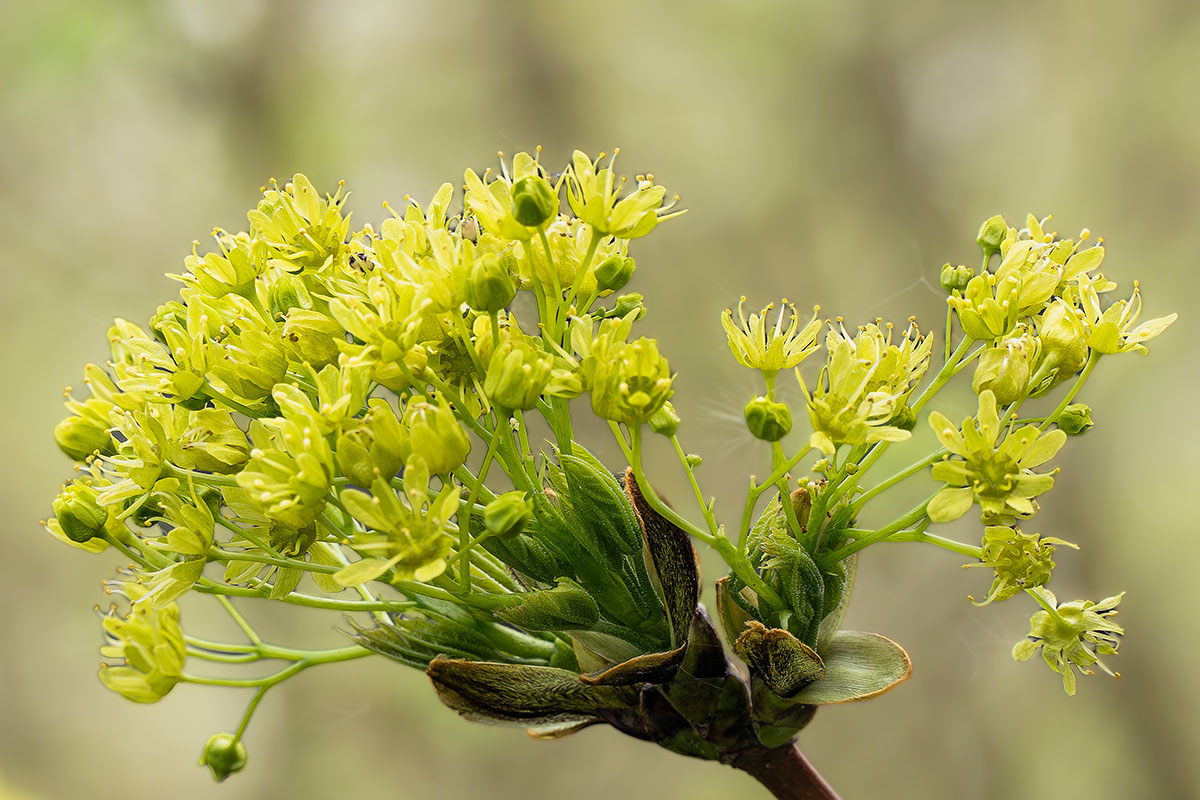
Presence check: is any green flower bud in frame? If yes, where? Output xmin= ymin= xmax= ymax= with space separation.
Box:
xmin=483 ymin=491 xmax=534 ymax=538
xmin=888 ymin=405 xmax=917 ymax=432
xmin=400 ymin=395 xmax=471 ymax=475
xmin=53 ymin=481 xmax=108 ymax=543
xmin=1057 ymin=403 xmax=1093 ymax=436
xmin=977 ymin=214 xmax=1009 ymax=259
xmin=594 ymin=255 xmax=635 ymax=294
xmin=464 ymin=254 xmax=517 ymax=314
xmin=648 ymin=400 xmax=680 ymax=437
xmin=268 ymin=273 xmax=314 ymax=319
xmin=609 ymin=293 xmax=645 ymax=320
xmin=510 ymin=175 xmax=558 ymax=228
xmin=939 ymin=263 xmax=974 ymax=294
xmin=281 ymin=309 xmax=345 ymax=369
xmin=744 ymin=396 xmax=792 ymax=442
xmin=971 ymin=335 xmax=1036 ymax=405
xmin=483 ymin=339 xmax=553 ymax=412
xmin=685 ymin=453 xmax=702 ymax=468
xmin=199 ymin=733 xmax=248 ymax=782
xmin=54 ymin=405 xmax=115 ymax=461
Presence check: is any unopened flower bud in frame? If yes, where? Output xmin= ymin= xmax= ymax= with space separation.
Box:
xmin=744 ymin=396 xmax=792 ymax=442
xmin=977 ymin=214 xmax=1008 ymax=259
xmin=483 ymin=339 xmax=553 ymax=412
xmin=610 ymin=293 xmax=645 ymax=320
xmin=594 ymin=255 xmax=635 ymax=293
xmin=648 ymin=401 xmax=680 ymax=436
xmin=972 ymin=338 xmax=1034 ymax=405
xmin=465 ymin=254 xmax=517 ymax=314
xmin=888 ymin=405 xmax=917 ymax=432
xmin=200 ymin=733 xmax=247 ymax=782
xmin=483 ymin=491 xmax=533 ymax=538
xmin=268 ymin=274 xmax=314 ymax=319
xmin=940 ymin=263 xmax=974 ymax=294
xmin=510 ymin=175 xmax=558 ymax=228
xmin=53 ymin=482 xmax=107 ymax=543
xmin=54 ymin=409 xmax=115 ymax=461
xmin=685 ymin=453 xmax=702 ymax=468
xmin=1057 ymin=404 xmax=1093 ymax=436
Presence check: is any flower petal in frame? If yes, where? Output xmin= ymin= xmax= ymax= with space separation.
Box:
xmin=927 ymin=487 xmax=974 ymax=523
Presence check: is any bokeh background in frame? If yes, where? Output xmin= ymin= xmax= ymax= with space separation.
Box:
xmin=2 ymin=1 xmax=1197 ymax=798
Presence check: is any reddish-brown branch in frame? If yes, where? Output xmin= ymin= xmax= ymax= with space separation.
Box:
xmin=733 ymin=744 xmax=841 ymax=800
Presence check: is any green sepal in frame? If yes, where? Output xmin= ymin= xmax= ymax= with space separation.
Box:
xmin=790 ymin=631 xmax=912 ymax=705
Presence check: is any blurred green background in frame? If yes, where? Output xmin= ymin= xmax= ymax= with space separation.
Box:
xmin=2 ymin=1 xmax=1196 ymax=798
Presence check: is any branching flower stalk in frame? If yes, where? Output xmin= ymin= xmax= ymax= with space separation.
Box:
xmin=46 ymin=158 xmax=1175 ymax=796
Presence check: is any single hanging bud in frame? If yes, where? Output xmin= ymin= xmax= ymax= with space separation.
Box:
xmin=510 ymin=175 xmax=558 ymax=228
xmin=199 ymin=733 xmax=248 ymax=782
xmin=744 ymin=396 xmax=793 ymax=442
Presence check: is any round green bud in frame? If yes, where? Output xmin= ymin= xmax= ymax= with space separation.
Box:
xmin=54 ymin=414 xmax=114 ymax=461
xmin=610 ymin=293 xmax=646 ymax=320
xmin=53 ymin=482 xmax=107 ymax=543
xmin=940 ymin=263 xmax=974 ymax=295
xmin=888 ymin=405 xmax=917 ymax=432
xmin=648 ymin=401 xmax=680 ymax=437
xmin=510 ymin=176 xmax=558 ymax=228
xmin=594 ymin=256 xmax=635 ymax=293
xmin=977 ymin=214 xmax=1008 ymax=259
xmin=483 ymin=340 xmax=553 ymax=412
xmin=268 ymin=273 xmax=314 ymax=320
xmin=199 ymin=733 xmax=247 ymax=782
xmin=685 ymin=454 xmax=703 ymax=468
xmin=744 ymin=396 xmax=792 ymax=442
xmin=483 ymin=491 xmax=534 ymax=538
xmin=465 ymin=254 xmax=517 ymax=314
xmin=1057 ymin=403 xmax=1093 ymax=436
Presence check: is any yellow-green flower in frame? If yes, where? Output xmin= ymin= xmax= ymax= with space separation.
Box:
xmin=98 ymin=581 xmax=187 ymax=703
xmin=247 ymin=174 xmax=351 ymax=273
xmin=927 ymin=390 xmax=1066 ymax=525
xmin=236 ymin=391 xmax=335 ymax=530
xmin=798 ymin=321 xmax=930 ymax=455
xmin=721 ymin=298 xmax=821 ymax=380
xmin=1078 ymin=279 xmax=1176 ymax=355
xmin=336 ymin=469 xmax=458 ymax=585
xmin=1013 ymin=588 xmax=1123 ymax=695
xmin=947 ymin=272 xmax=1021 ymax=342
xmin=965 ymin=526 xmax=1075 ymax=605
xmin=565 ymin=149 xmax=680 ymax=238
